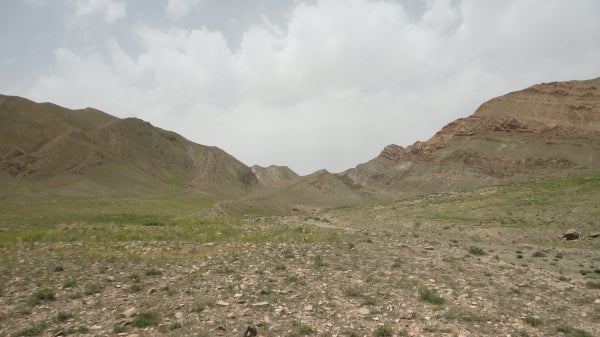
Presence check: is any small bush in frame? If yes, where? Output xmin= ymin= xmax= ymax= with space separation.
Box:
xmin=557 ymin=324 xmax=593 ymax=337
xmin=313 ymin=255 xmax=325 ymax=268
xmin=14 ymin=322 xmax=48 ymax=336
xmin=524 ymin=315 xmax=542 ymax=327
xmin=585 ymin=281 xmax=600 ymax=289
xmin=373 ymin=325 xmax=393 ymax=337
xmin=469 ymin=246 xmax=485 ymax=256
xmin=55 ymin=311 xmax=74 ymax=322
xmin=29 ymin=288 xmax=56 ymax=306
xmin=84 ymin=284 xmax=101 ymax=296
xmin=532 ymin=251 xmax=546 ymax=258
xmin=131 ymin=311 xmax=159 ymax=328
xmin=62 ymin=279 xmax=76 ymax=288
xmin=419 ymin=287 xmax=445 ymax=305
xmin=145 ymin=268 xmax=162 ymax=276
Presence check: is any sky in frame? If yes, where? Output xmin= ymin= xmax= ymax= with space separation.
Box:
xmin=1 ymin=0 xmax=599 ymax=175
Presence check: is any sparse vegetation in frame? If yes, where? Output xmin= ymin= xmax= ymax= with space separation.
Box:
xmin=131 ymin=311 xmax=159 ymax=328
xmin=419 ymin=287 xmax=445 ymax=305
xmin=469 ymin=246 xmax=485 ymax=256
xmin=557 ymin=324 xmax=593 ymax=337
xmin=373 ymin=325 xmax=393 ymax=337
xmin=525 ymin=315 xmax=542 ymax=327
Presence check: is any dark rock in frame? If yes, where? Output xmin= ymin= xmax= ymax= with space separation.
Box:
xmin=562 ymin=229 xmax=580 ymax=240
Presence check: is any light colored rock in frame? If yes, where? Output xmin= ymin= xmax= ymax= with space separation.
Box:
xmin=216 ymin=300 xmax=230 ymax=306
xmin=358 ymin=308 xmax=370 ymax=315
xmin=175 ymin=311 xmax=184 ymax=319
xmin=122 ymin=307 xmax=137 ymax=318
xmin=252 ymin=301 xmax=269 ymax=307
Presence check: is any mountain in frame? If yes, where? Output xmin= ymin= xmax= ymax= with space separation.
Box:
xmin=0 ymin=95 xmax=257 ymax=197
xmin=251 ymin=165 xmax=300 ymax=187
xmin=342 ymin=77 xmax=600 ymax=195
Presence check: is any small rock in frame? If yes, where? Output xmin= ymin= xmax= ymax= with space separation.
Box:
xmin=589 ymin=232 xmax=600 ymax=238
xmin=358 ymin=308 xmax=370 ymax=315
xmin=216 ymin=300 xmax=230 ymax=306
xmin=594 ymin=298 xmax=600 ymax=304
xmin=252 ymin=301 xmax=269 ymax=307
xmin=122 ymin=307 xmax=137 ymax=318
xmin=304 ymin=304 xmax=313 ymax=311
xmin=127 ymin=334 xmax=140 ymax=337
xmin=562 ymin=229 xmax=580 ymax=240
xmin=175 ymin=311 xmax=184 ymax=319
xmin=90 ymin=324 xmax=102 ymax=330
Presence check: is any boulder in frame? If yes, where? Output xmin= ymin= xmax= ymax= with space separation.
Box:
xmin=562 ymin=229 xmax=580 ymax=240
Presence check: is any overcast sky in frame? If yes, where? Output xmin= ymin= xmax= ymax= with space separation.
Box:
xmin=1 ymin=0 xmax=599 ymax=174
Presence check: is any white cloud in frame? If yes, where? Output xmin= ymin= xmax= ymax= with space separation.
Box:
xmin=27 ymin=0 xmax=600 ymax=174
xmin=166 ymin=0 xmax=203 ymax=20
xmin=74 ymin=0 xmax=126 ymax=24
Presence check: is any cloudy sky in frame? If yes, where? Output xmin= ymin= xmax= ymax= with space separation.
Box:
xmin=2 ymin=0 xmax=599 ymax=174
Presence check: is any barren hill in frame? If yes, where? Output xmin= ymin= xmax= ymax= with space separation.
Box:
xmin=342 ymin=77 xmax=600 ymax=195
xmin=0 ymin=95 xmax=257 ymax=197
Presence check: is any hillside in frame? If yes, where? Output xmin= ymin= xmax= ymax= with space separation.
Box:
xmin=0 ymin=95 xmax=257 ymax=197
xmin=342 ymin=77 xmax=600 ymax=195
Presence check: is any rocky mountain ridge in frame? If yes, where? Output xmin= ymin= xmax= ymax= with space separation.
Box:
xmin=341 ymin=77 xmax=600 ymax=195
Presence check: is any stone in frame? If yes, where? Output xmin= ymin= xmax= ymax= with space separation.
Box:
xmin=175 ymin=311 xmax=184 ymax=319
xmin=122 ymin=307 xmax=137 ymax=318
xmin=216 ymin=300 xmax=230 ymax=306
xmin=562 ymin=229 xmax=580 ymax=240
xmin=589 ymin=232 xmax=600 ymax=238
xmin=252 ymin=301 xmax=269 ymax=307
xmin=304 ymin=304 xmax=313 ymax=311
xmin=358 ymin=308 xmax=370 ymax=315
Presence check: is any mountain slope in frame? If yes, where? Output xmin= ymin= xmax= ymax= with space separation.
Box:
xmin=0 ymin=95 xmax=257 ymax=197
xmin=342 ymin=77 xmax=600 ymax=194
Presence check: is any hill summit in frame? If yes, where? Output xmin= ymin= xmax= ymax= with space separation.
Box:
xmin=0 ymin=95 xmax=257 ymax=197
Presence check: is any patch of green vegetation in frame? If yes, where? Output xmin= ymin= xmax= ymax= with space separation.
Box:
xmin=373 ymin=325 xmax=393 ymax=337
xmin=84 ymin=283 xmax=101 ymax=296
xmin=145 ymin=268 xmax=162 ymax=276
xmin=419 ymin=287 xmax=445 ymax=305
xmin=469 ymin=246 xmax=485 ymax=256
xmin=585 ymin=281 xmax=600 ymax=289
xmin=29 ymin=288 xmax=55 ymax=306
xmin=289 ymin=321 xmax=314 ymax=336
xmin=62 ymin=279 xmax=76 ymax=288
xmin=443 ymin=307 xmax=491 ymax=322
xmin=14 ymin=321 xmax=48 ymax=336
xmin=55 ymin=311 xmax=74 ymax=322
xmin=532 ymin=251 xmax=546 ymax=258
xmin=131 ymin=311 xmax=159 ymax=328
xmin=524 ymin=315 xmax=542 ymax=327
xmin=557 ymin=324 xmax=593 ymax=337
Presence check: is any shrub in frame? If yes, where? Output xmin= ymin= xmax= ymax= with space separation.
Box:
xmin=524 ymin=315 xmax=542 ymax=327
xmin=29 ymin=288 xmax=56 ymax=306
xmin=373 ymin=325 xmax=393 ymax=337
xmin=419 ymin=287 xmax=445 ymax=305
xmin=132 ymin=311 xmax=159 ymax=328
xmin=557 ymin=324 xmax=593 ymax=337
xmin=469 ymin=246 xmax=485 ymax=256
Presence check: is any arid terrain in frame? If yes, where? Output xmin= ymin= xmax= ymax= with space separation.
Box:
xmin=1 ymin=78 xmax=599 ymax=337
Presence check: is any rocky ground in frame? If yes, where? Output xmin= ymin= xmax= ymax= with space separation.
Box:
xmin=1 ymin=213 xmax=598 ymax=337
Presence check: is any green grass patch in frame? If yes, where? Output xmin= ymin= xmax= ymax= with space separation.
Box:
xmin=419 ymin=287 xmax=445 ymax=305
xmin=131 ymin=311 xmax=159 ymax=328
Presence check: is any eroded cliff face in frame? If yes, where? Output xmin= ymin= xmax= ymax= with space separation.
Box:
xmin=342 ymin=78 xmax=600 ymax=194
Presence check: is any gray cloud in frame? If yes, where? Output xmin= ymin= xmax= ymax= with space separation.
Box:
xmin=7 ymin=0 xmax=600 ymax=174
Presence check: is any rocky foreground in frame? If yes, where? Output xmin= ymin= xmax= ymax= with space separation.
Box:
xmin=1 ymin=214 xmax=598 ymax=337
